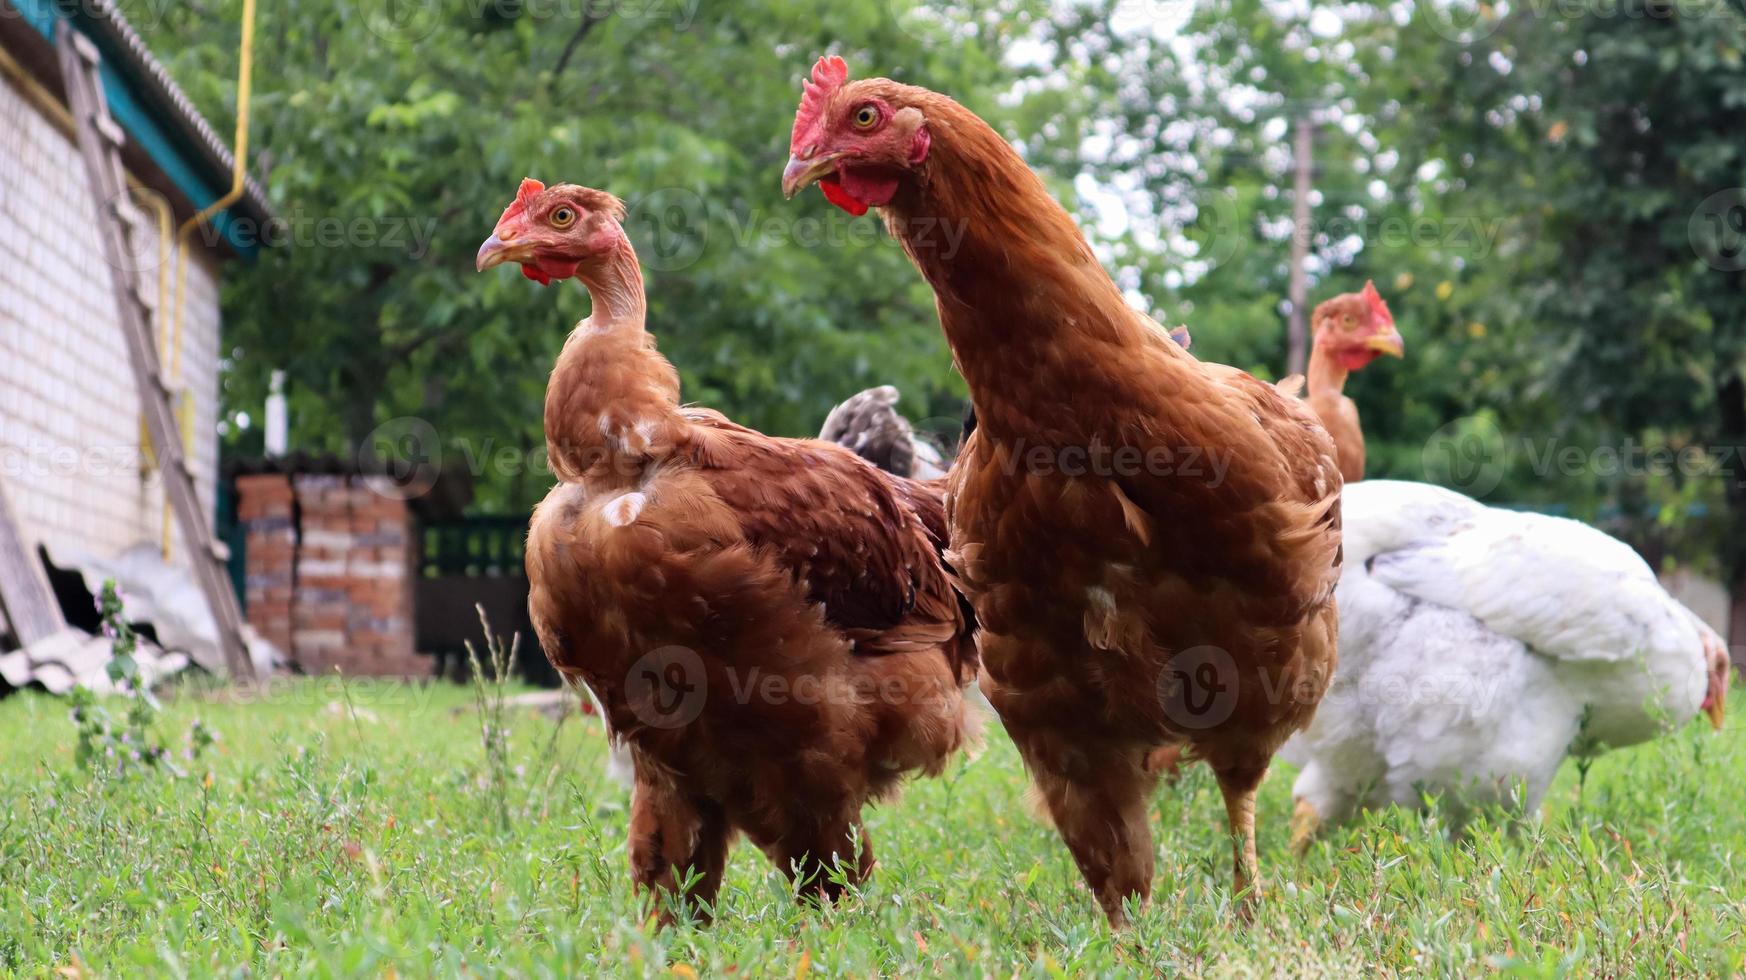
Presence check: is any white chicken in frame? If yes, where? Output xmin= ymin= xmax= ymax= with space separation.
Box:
xmin=1285 ymin=479 xmax=1731 ymax=844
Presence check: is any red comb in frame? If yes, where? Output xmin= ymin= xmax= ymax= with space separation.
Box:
xmin=791 ymin=55 xmax=849 ymax=153
xmin=500 ymin=177 xmax=547 ymax=224
xmin=1362 ymin=280 xmax=1392 ymax=324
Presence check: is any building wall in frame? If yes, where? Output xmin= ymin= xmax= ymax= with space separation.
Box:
xmin=0 ymin=67 xmax=223 ymax=569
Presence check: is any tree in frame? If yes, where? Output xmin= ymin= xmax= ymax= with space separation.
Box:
xmin=1407 ymin=0 xmax=1746 ymax=642
xmin=140 ymin=0 xmax=1060 ymax=510
xmin=1064 ymin=0 xmax=1746 ymax=639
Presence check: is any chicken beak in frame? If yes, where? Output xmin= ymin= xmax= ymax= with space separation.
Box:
xmin=782 ymin=153 xmax=840 ymax=199
xmin=476 ymin=234 xmax=509 ymax=272
xmin=1365 ymin=329 xmax=1405 ymax=358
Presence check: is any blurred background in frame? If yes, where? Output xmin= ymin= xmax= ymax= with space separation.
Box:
xmin=5 ymin=0 xmax=1745 ymax=679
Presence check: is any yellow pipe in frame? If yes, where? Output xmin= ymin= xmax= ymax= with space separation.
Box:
xmin=163 ymin=0 xmax=255 ymax=559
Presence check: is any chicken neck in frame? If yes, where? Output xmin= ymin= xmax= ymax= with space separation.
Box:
xmin=881 ymin=99 xmax=1199 ymax=440
xmin=1305 ymin=343 xmax=1349 ymax=400
xmin=543 ymin=237 xmax=684 ymax=483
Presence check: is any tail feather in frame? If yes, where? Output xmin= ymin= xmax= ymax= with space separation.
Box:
xmin=819 ymin=385 xmax=928 ymax=478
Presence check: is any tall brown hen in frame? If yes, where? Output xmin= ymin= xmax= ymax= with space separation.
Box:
xmin=783 ymin=57 xmax=1343 ymax=925
xmin=477 ymin=178 xmax=978 ymax=923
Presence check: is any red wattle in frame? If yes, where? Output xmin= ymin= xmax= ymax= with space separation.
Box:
xmin=1338 ymin=349 xmax=1379 ymax=371
xmin=523 ymin=266 xmax=553 ymax=286
xmin=837 ymin=167 xmax=899 ymax=208
xmin=819 ymin=177 xmax=870 ymax=217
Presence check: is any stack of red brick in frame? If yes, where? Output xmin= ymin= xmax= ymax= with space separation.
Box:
xmin=234 ymin=472 xmax=428 ymax=677
xmin=235 ymin=474 xmax=295 ymax=654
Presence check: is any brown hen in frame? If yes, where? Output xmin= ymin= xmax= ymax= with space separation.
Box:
xmin=477 ymin=179 xmax=977 ymax=923
xmin=783 ymin=58 xmax=1342 ymax=924
xmin=1302 ymin=281 xmax=1404 ymax=483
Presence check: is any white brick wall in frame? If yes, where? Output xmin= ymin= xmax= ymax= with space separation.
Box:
xmin=0 ymin=71 xmax=224 ymax=570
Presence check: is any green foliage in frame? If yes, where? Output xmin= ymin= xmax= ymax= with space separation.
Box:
xmin=138 ymin=0 xmax=1746 ymax=572
xmin=1061 ymin=0 xmax=1746 ymax=572
xmin=66 ymin=580 xmax=215 ymax=777
xmin=1403 ymin=0 xmax=1746 ymax=570
xmin=2 ymin=681 xmax=1742 ymax=973
xmin=139 ymin=0 xmax=1058 ymax=511
xmin=464 ymin=605 xmax=518 ymax=833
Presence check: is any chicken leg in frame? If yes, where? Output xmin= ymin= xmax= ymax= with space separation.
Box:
xmin=628 ymin=773 xmax=731 ymax=926
xmin=1214 ymin=764 xmax=1267 ymax=918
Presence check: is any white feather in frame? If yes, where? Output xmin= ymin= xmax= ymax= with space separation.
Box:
xmin=1288 ymin=480 xmax=1712 ymax=828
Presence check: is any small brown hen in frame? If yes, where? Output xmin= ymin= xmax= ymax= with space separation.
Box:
xmin=1302 ymin=281 xmax=1404 ymax=483
xmin=477 ymin=179 xmax=978 ymax=923
xmin=783 ymin=57 xmax=1343 ymax=924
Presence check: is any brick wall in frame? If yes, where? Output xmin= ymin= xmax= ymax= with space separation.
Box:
xmin=0 ymin=70 xmax=224 ymax=568
xmin=235 ymin=472 xmax=427 ymax=678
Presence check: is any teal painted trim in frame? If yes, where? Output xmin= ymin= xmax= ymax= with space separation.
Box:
xmin=9 ymin=0 xmax=55 ymax=35
xmin=12 ymin=0 xmax=259 ymax=258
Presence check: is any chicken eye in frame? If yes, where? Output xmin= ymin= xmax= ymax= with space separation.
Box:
xmin=1341 ymin=314 xmax=1356 ymax=328
xmin=852 ymin=105 xmax=880 ymax=129
xmin=550 ymin=207 xmax=577 ymax=228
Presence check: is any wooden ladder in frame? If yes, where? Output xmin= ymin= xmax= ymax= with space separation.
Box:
xmin=0 ymin=478 xmax=67 ymax=648
xmin=55 ymin=21 xmax=255 ymax=681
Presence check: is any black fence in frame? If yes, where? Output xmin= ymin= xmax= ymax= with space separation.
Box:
xmin=416 ymin=516 xmax=555 ymax=685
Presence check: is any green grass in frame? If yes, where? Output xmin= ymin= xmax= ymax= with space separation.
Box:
xmin=2 ymin=677 xmax=1742 ymax=977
